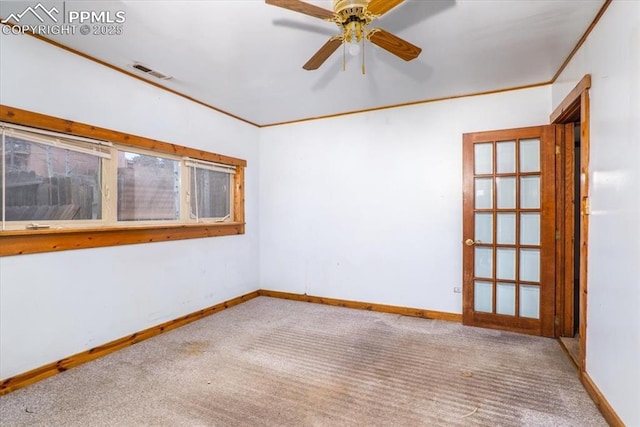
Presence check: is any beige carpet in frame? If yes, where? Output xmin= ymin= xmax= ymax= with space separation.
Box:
xmin=0 ymin=296 xmax=606 ymax=426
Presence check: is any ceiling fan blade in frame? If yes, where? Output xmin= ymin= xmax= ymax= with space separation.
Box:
xmin=366 ymin=0 xmax=404 ymax=17
xmin=303 ymin=37 xmax=343 ymax=70
xmin=265 ymin=0 xmax=335 ymax=20
xmin=368 ymin=28 xmax=422 ymax=61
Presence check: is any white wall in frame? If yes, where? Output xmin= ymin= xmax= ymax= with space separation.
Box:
xmin=2 ymin=5 xmax=636 ymax=424
xmin=0 ymin=33 xmax=260 ymax=379
xmin=260 ymin=86 xmax=550 ymax=313
xmin=552 ymin=2 xmax=640 ymax=425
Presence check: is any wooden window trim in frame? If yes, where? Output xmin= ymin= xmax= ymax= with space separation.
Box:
xmin=0 ymin=105 xmax=246 ymax=257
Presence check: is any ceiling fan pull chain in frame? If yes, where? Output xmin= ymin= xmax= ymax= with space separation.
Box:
xmin=362 ymin=36 xmax=366 ymax=75
xmin=343 ymin=40 xmax=347 ymax=71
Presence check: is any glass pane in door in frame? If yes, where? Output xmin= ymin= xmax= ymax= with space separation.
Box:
xmin=475 ymin=247 xmax=493 ymax=279
xmin=497 ymin=213 xmax=516 ymax=244
xmin=520 ymin=176 xmax=540 ymax=208
xmin=475 ymin=213 xmax=493 ymax=244
xmin=520 ymin=249 xmax=540 ymax=282
xmin=496 ymin=283 xmax=516 ymax=315
xmin=496 ymin=248 xmax=516 ymax=280
xmin=520 ymin=138 xmax=540 ymax=172
xmin=474 ymin=281 xmax=493 ymax=313
xmin=475 ymin=178 xmax=493 ymax=209
xmin=475 ymin=143 xmax=493 ymax=174
xmin=520 ymin=213 xmax=540 ymax=245
xmin=520 ymin=285 xmax=540 ymax=318
xmin=496 ymin=141 xmax=516 ymax=173
xmin=497 ymin=177 xmax=516 ymax=209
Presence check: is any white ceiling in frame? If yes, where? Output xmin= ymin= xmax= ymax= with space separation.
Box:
xmin=1 ymin=0 xmax=605 ymax=126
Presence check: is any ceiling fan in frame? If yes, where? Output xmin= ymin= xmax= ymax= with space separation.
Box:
xmin=266 ymin=0 xmax=422 ymax=72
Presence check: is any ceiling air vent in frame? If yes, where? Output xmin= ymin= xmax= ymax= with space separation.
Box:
xmin=131 ymin=63 xmax=172 ymax=80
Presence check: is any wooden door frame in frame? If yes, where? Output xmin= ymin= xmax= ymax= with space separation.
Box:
xmin=550 ymin=74 xmax=591 ymax=372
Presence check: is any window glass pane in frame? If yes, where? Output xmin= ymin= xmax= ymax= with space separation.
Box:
xmin=519 ymin=138 xmax=540 ymax=173
xmin=474 ymin=247 xmax=493 ymax=279
xmin=475 ymin=178 xmax=493 ymax=209
xmin=496 ymin=283 xmax=516 ymax=316
xmin=520 ymin=213 xmax=540 ymax=245
xmin=474 ymin=281 xmax=493 ymax=313
xmin=190 ymin=168 xmax=231 ymax=219
xmin=520 ymin=248 xmax=540 ymax=282
xmin=496 ymin=248 xmax=516 ymax=280
xmin=497 ymin=177 xmax=516 ymax=209
xmin=497 ymin=212 xmax=516 ymax=244
xmin=1 ymin=136 xmax=101 ymax=221
xmin=474 ymin=212 xmax=492 ymax=244
xmin=520 ymin=285 xmax=540 ymax=319
xmin=496 ymin=141 xmax=515 ymax=173
xmin=117 ymin=151 xmax=179 ymax=221
xmin=474 ymin=143 xmax=492 ymax=174
xmin=520 ymin=176 xmax=540 ymax=209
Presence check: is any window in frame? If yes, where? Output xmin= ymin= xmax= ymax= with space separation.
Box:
xmin=117 ymin=151 xmax=180 ymax=221
xmin=1 ymin=126 xmax=108 ymax=225
xmin=185 ymin=158 xmax=235 ymax=221
xmin=0 ymin=105 xmax=246 ymax=256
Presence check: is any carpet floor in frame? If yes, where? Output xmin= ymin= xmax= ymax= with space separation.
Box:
xmin=0 ymin=296 xmax=606 ymax=426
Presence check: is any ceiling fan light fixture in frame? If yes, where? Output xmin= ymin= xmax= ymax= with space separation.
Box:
xmin=348 ymin=42 xmax=361 ymax=56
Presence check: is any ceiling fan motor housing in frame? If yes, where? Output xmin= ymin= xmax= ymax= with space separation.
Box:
xmin=333 ymin=0 xmax=368 ymax=18
xmin=333 ymin=0 xmax=371 ymax=43
xmin=333 ymin=0 xmax=368 ymax=12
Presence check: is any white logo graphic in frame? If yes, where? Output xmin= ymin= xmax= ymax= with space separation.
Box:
xmin=1 ymin=3 xmax=59 ymax=24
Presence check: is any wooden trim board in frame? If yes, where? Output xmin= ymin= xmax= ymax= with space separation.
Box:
xmin=0 ymin=23 xmax=259 ymax=128
xmin=550 ymin=75 xmax=592 ymax=124
xmin=0 ymin=105 xmax=247 ymax=167
xmin=258 ymin=289 xmax=462 ymax=323
xmin=557 ymin=337 xmax=579 ymax=372
xmin=578 ymin=87 xmax=590 ymax=374
xmin=581 ymin=372 xmax=625 ymax=427
xmin=261 ymin=82 xmax=551 ymax=128
xmin=550 ymin=0 xmax=612 ymax=84
xmin=559 ymin=336 xmax=626 ymax=426
xmin=0 ymin=222 xmax=245 ymax=257
xmin=0 ymin=291 xmax=260 ymax=396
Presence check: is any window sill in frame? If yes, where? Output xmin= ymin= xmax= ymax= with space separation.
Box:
xmin=0 ymin=222 xmax=245 ymax=257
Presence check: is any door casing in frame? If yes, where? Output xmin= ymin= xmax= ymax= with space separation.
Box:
xmin=551 ymin=75 xmax=591 ymax=371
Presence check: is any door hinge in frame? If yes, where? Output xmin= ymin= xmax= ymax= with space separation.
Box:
xmin=582 ymin=197 xmax=591 ymax=215
xmin=556 ymin=230 xmax=560 ymax=240
xmin=555 ymin=145 xmax=561 ymax=155
xmin=555 ymin=315 xmax=560 ymax=326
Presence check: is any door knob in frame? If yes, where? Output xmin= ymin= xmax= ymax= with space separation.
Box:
xmin=465 ymin=238 xmax=475 ymax=246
